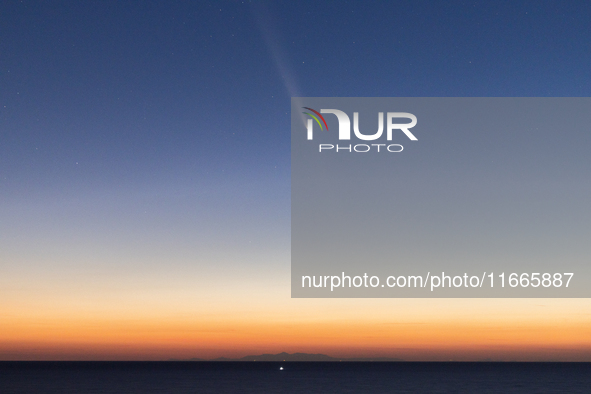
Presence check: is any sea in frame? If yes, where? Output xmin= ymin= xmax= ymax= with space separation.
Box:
xmin=1 ymin=362 xmax=590 ymax=393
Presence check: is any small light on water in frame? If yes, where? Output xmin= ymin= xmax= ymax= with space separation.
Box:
xmin=279 ymin=367 xmax=284 ymax=371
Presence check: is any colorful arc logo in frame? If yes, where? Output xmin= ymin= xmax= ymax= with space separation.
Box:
xmin=302 ymin=107 xmax=329 ymax=131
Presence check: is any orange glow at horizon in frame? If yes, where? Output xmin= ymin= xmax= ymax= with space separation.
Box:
xmin=2 ymin=296 xmax=590 ymax=361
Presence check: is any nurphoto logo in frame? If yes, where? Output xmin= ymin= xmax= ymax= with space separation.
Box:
xmin=302 ymin=107 xmax=418 ymax=153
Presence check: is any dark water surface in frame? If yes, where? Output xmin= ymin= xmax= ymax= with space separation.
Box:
xmin=1 ymin=362 xmax=590 ymax=393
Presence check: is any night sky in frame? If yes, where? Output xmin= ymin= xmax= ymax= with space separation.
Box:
xmin=1 ymin=1 xmax=591 ymax=360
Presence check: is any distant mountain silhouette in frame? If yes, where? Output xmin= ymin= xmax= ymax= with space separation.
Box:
xmin=224 ymin=352 xmax=335 ymax=362
xmin=171 ymin=352 xmax=403 ymax=362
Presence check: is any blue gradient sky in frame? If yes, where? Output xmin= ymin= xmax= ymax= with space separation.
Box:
xmin=1 ymin=1 xmax=591 ymax=360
